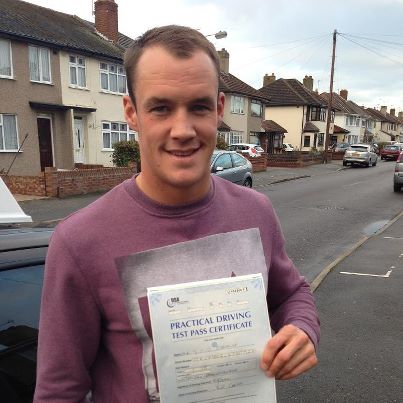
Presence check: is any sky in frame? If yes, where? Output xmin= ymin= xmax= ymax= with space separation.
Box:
xmin=26 ymin=0 xmax=403 ymax=113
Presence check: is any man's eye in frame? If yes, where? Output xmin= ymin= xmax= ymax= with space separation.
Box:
xmin=192 ymin=105 xmax=211 ymax=113
xmin=151 ymin=106 xmax=169 ymax=114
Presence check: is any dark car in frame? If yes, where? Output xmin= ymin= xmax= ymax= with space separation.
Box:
xmin=211 ymin=150 xmax=253 ymax=187
xmin=0 ymin=226 xmax=52 ymax=402
xmin=393 ymin=152 xmax=403 ymax=192
xmin=380 ymin=144 xmax=403 ymax=161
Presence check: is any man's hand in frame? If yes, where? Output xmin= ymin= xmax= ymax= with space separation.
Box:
xmin=260 ymin=324 xmax=317 ymax=380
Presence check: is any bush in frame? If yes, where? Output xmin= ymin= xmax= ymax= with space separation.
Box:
xmin=111 ymin=140 xmax=140 ymax=168
xmin=216 ymin=135 xmax=228 ymax=150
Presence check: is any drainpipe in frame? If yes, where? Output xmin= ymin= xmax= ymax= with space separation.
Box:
xmin=300 ymin=106 xmax=305 ymax=150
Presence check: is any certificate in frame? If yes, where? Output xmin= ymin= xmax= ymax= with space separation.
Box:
xmin=147 ymin=274 xmax=276 ymax=403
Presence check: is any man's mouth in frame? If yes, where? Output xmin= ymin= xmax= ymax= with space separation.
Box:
xmin=167 ymin=148 xmax=200 ymax=157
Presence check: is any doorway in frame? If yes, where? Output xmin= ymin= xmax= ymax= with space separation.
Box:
xmin=73 ymin=117 xmax=85 ymax=164
xmin=37 ymin=117 xmax=54 ymax=171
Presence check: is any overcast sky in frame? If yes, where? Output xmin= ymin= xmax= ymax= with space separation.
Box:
xmin=26 ymin=0 xmax=403 ymax=113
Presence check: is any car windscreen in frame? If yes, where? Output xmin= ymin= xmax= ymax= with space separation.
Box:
xmin=350 ymin=146 xmax=369 ymax=152
xmin=385 ymin=146 xmax=399 ymax=150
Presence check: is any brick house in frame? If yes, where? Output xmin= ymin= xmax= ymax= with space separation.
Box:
xmin=0 ymin=0 xmax=136 ymax=178
xmin=365 ymin=107 xmax=400 ymax=142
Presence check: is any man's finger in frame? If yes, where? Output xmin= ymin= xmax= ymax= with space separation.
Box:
xmin=277 ymin=352 xmax=318 ymax=380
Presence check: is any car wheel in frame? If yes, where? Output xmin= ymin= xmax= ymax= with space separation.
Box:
xmin=343 ymin=161 xmax=347 ymax=166
xmin=394 ymin=183 xmax=401 ymax=192
xmin=243 ymin=178 xmax=252 ymax=188
xmin=373 ymin=158 xmax=377 ymax=166
xmin=365 ymin=161 xmax=370 ymax=167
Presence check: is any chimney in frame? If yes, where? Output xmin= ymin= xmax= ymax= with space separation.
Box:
xmin=340 ymin=89 xmax=348 ymax=100
xmin=263 ymin=73 xmax=276 ymax=87
xmin=217 ymin=48 xmax=229 ymax=73
xmin=95 ymin=0 xmax=118 ymax=42
xmin=380 ymin=106 xmax=387 ymax=115
xmin=398 ymin=111 xmax=403 ymax=120
xmin=390 ymin=108 xmax=395 ymax=116
xmin=303 ymin=75 xmax=313 ymax=91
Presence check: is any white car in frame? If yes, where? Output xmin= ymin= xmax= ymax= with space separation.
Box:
xmin=343 ymin=144 xmax=378 ymax=167
xmin=228 ymin=143 xmax=262 ymax=157
xmin=282 ymin=143 xmax=294 ymax=152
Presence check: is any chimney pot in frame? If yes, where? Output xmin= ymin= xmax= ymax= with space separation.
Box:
xmin=217 ymin=48 xmax=229 ymax=73
xmin=390 ymin=108 xmax=395 ymax=116
xmin=95 ymin=0 xmax=118 ymax=43
xmin=380 ymin=106 xmax=387 ymax=115
xmin=303 ymin=75 xmax=313 ymax=91
xmin=263 ymin=73 xmax=276 ymax=87
xmin=340 ymin=89 xmax=348 ymax=100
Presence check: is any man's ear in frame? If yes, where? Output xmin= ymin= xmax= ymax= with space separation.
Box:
xmin=217 ymin=92 xmax=225 ymax=122
xmin=123 ymin=95 xmax=138 ymax=132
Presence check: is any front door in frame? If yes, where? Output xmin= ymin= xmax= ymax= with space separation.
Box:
xmin=37 ymin=117 xmax=53 ymax=171
xmin=74 ymin=118 xmax=85 ymax=164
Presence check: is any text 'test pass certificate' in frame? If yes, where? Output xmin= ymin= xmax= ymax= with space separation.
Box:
xmin=147 ymin=274 xmax=276 ymax=403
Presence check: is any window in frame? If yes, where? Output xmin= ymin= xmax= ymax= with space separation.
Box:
xmin=303 ymin=135 xmax=310 ymax=148
xmin=0 ymin=114 xmax=18 ymax=151
xmin=251 ymin=100 xmax=262 ymax=117
xmin=69 ymin=55 xmax=86 ymax=87
xmin=225 ymin=130 xmax=243 ymax=145
xmin=348 ymin=115 xmax=357 ymax=126
xmin=231 ymin=96 xmax=244 ymax=114
xmin=100 ymin=62 xmax=126 ymax=94
xmin=0 ymin=39 xmax=12 ymax=78
xmin=273 ymin=134 xmax=282 ymax=149
xmin=318 ymin=133 xmax=324 ymax=146
xmin=102 ymin=122 xmax=136 ymax=149
xmin=232 ymin=153 xmax=247 ymax=167
xmin=29 ymin=46 xmax=51 ymax=83
xmin=214 ymin=154 xmax=232 ymax=170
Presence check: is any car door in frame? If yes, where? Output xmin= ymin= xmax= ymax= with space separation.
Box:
xmin=212 ymin=153 xmax=235 ymax=182
xmin=231 ymin=153 xmax=248 ymax=184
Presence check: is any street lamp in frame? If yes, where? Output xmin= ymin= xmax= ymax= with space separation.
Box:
xmin=205 ymin=30 xmax=227 ymax=40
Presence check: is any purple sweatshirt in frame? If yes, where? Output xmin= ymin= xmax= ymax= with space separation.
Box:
xmin=34 ymin=175 xmax=319 ymax=402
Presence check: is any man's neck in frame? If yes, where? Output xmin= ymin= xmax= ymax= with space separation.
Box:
xmin=135 ymin=173 xmax=211 ymax=206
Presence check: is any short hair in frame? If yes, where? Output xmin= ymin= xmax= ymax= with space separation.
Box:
xmin=124 ymin=25 xmax=221 ymax=103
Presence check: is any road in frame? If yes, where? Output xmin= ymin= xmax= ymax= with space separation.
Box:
xmin=258 ymin=161 xmax=402 ymax=282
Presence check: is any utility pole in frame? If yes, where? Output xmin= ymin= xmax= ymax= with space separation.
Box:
xmin=323 ymin=29 xmax=337 ymax=164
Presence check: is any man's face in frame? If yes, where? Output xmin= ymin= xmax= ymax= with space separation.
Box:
xmin=124 ymin=46 xmax=225 ymax=204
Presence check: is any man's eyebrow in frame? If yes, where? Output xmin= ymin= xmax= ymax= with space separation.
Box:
xmin=191 ymin=97 xmax=216 ymax=105
xmin=144 ymin=97 xmax=170 ymax=108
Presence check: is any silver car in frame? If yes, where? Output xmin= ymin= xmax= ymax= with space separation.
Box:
xmin=393 ymin=152 xmax=403 ymax=192
xmin=211 ymin=150 xmax=253 ymax=187
xmin=343 ymin=144 xmax=378 ymax=167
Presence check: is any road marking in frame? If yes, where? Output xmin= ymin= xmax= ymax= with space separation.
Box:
xmin=342 ymin=181 xmax=365 ymax=188
xmin=340 ymin=270 xmax=392 ymax=278
xmin=383 ymin=236 xmax=403 ymax=240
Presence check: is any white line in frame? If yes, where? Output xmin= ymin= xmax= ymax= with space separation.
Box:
xmin=340 ymin=270 xmax=392 ymax=278
xmin=342 ymin=181 xmax=365 ymax=188
xmin=383 ymin=236 xmax=403 ymax=240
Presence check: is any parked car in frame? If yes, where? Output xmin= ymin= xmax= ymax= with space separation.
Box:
xmin=282 ymin=143 xmax=294 ymax=152
xmin=333 ymin=142 xmax=350 ymax=152
xmin=393 ymin=152 xmax=403 ymax=192
xmin=227 ymin=143 xmax=261 ymax=157
xmin=211 ymin=150 xmax=253 ymax=187
xmin=381 ymin=144 xmax=403 ymax=161
xmin=343 ymin=144 xmax=378 ymax=167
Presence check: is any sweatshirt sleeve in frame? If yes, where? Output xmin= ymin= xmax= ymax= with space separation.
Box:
xmin=266 ymin=208 xmax=320 ymax=349
xmin=34 ymin=227 xmax=101 ymax=402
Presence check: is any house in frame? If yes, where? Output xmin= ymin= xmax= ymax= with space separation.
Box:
xmin=320 ymin=90 xmax=375 ymax=144
xmin=258 ymin=74 xmax=332 ymax=151
xmin=365 ymin=107 xmax=400 ymax=143
xmin=0 ymin=0 xmax=135 ymax=176
xmin=217 ymin=49 xmax=269 ymax=146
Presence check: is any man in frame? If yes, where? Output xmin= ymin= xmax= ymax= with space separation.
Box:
xmin=35 ymin=25 xmax=319 ymax=402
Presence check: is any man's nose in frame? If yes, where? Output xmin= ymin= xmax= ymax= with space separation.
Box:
xmin=170 ymin=109 xmax=196 ymax=140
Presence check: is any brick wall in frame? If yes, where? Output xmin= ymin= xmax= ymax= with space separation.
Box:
xmin=267 ymin=152 xmax=323 ymax=167
xmin=243 ymin=154 xmax=267 ymax=172
xmin=2 ymin=166 xmax=135 ymax=198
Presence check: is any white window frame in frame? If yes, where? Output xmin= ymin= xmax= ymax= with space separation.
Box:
xmin=101 ymin=121 xmax=137 ymax=150
xmin=29 ymin=45 xmax=52 ymax=84
xmin=0 ymin=114 xmax=19 ymax=152
xmin=231 ymin=96 xmax=245 ymax=114
xmin=69 ymin=54 xmax=87 ymax=88
xmin=99 ymin=62 xmax=127 ymax=95
xmin=0 ymin=39 xmax=13 ymax=79
xmin=224 ymin=130 xmax=243 ymax=145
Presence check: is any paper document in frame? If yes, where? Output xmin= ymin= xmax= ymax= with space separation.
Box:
xmin=147 ymin=273 xmax=276 ymax=403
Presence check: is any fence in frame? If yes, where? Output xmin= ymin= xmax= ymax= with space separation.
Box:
xmin=2 ymin=166 xmax=135 ymax=198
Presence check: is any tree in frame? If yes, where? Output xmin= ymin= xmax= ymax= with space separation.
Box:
xmin=216 ymin=134 xmax=228 ymax=150
xmin=111 ymin=140 xmax=140 ymax=169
